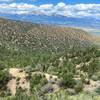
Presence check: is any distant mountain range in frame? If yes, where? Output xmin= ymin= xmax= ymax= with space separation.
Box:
xmin=0 ymin=13 xmax=100 ymax=35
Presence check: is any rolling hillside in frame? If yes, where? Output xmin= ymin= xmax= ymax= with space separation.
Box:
xmin=0 ymin=18 xmax=100 ymax=100
xmin=0 ymin=18 xmax=93 ymax=52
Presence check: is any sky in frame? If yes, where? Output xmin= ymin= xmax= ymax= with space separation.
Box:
xmin=0 ymin=0 xmax=100 ymax=5
xmin=0 ymin=0 xmax=100 ymax=19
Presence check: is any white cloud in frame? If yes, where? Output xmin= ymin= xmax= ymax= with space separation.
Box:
xmin=0 ymin=3 xmax=37 ymax=14
xmin=39 ymin=4 xmax=53 ymax=10
xmin=0 ymin=2 xmax=100 ymax=18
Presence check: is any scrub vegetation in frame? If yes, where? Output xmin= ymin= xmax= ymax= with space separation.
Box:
xmin=0 ymin=18 xmax=100 ymax=100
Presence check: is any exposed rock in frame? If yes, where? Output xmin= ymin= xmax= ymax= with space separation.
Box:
xmin=76 ymin=63 xmax=84 ymax=69
xmin=40 ymin=83 xmax=60 ymax=94
xmin=7 ymin=68 xmax=30 ymax=96
xmin=91 ymin=75 xmax=98 ymax=81
xmin=7 ymin=79 xmax=16 ymax=96
xmin=9 ymin=68 xmax=28 ymax=78
xmin=67 ymin=88 xmax=76 ymax=95
xmin=83 ymin=80 xmax=100 ymax=93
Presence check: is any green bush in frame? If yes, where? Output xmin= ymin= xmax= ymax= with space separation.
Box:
xmin=13 ymin=88 xmax=29 ymax=100
xmin=95 ymin=87 xmax=100 ymax=95
xmin=0 ymin=69 xmax=9 ymax=89
xmin=74 ymin=80 xmax=83 ymax=93
xmin=61 ymin=73 xmax=76 ymax=88
xmin=88 ymin=60 xmax=100 ymax=77
xmin=30 ymin=74 xmax=47 ymax=94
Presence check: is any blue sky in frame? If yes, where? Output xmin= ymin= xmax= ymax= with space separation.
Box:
xmin=1 ymin=0 xmax=100 ymax=4
xmin=27 ymin=0 xmax=100 ymax=5
xmin=0 ymin=0 xmax=100 ymax=19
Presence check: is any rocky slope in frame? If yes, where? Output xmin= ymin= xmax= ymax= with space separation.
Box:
xmin=0 ymin=18 xmax=93 ymax=52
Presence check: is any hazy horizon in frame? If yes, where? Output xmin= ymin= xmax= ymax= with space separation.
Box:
xmin=0 ymin=0 xmax=100 ymax=36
